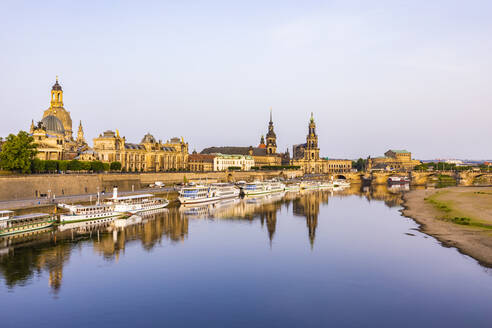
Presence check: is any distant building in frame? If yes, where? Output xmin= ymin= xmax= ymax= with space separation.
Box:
xmin=213 ymin=154 xmax=254 ymax=171
xmin=291 ymin=113 xmax=352 ymax=174
xmin=93 ymin=131 xmax=188 ymax=172
xmin=201 ymin=109 xmax=283 ymax=167
xmin=368 ymin=149 xmax=420 ymax=171
xmin=188 ymin=154 xmax=215 ymax=172
xmin=29 ymin=78 xmax=87 ymax=160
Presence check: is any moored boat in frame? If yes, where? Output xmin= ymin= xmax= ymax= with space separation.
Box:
xmin=178 ymin=183 xmax=240 ymax=204
xmin=243 ymin=181 xmax=285 ymax=196
xmin=59 ymin=203 xmax=121 ymax=223
xmin=0 ymin=211 xmax=55 ymax=236
xmin=108 ymin=190 xmax=169 ymax=214
xmin=285 ymin=183 xmax=301 ymax=192
xmin=300 ymin=181 xmax=320 ymax=190
xmin=319 ymin=181 xmax=334 ymax=189
xmin=388 ymin=176 xmax=410 ymax=184
xmin=333 ymin=179 xmax=350 ymax=188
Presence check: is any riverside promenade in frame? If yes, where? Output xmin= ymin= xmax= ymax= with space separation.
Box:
xmin=0 ymin=186 xmax=178 ymax=211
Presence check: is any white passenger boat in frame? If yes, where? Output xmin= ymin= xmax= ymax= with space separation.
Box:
xmin=333 ymin=179 xmax=350 ymax=188
xmin=178 ymin=183 xmax=240 ymax=204
xmin=300 ymin=181 xmax=320 ymax=190
xmin=388 ymin=176 xmax=410 ymax=184
xmin=285 ymin=183 xmax=301 ymax=192
xmin=59 ymin=204 xmax=121 ymax=223
xmin=243 ymin=181 xmax=285 ymax=196
xmin=0 ymin=211 xmax=55 ymax=236
xmin=319 ymin=181 xmax=334 ymax=189
xmin=107 ymin=188 xmax=169 ymax=214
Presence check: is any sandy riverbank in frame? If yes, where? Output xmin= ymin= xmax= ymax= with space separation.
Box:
xmin=402 ymin=186 xmax=492 ymax=267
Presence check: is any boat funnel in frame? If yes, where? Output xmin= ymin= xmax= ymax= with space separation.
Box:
xmin=112 ymin=186 xmax=118 ymax=199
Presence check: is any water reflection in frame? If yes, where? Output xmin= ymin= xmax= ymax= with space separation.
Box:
xmin=0 ymin=185 xmax=410 ymax=293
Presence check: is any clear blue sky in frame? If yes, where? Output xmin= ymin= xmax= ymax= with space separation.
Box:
xmin=1 ymin=0 xmax=491 ymax=159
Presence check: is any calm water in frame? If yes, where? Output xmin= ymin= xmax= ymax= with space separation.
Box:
xmin=1 ymin=186 xmax=491 ymax=328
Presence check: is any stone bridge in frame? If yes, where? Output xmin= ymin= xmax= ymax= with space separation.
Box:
xmin=326 ymin=170 xmax=492 ymax=186
xmin=362 ymin=170 xmax=492 ymax=186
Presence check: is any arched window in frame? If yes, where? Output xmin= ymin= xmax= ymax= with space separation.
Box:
xmin=57 ymin=93 xmax=60 ymax=101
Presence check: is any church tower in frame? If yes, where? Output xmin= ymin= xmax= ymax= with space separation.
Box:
xmin=76 ymin=121 xmax=86 ymax=145
xmin=43 ymin=77 xmax=73 ymax=140
xmin=304 ymin=113 xmax=320 ymax=161
xmin=266 ymin=108 xmax=277 ymax=154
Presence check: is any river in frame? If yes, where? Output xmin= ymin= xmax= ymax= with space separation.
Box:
xmin=1 ymin=186 xmax=491 ymax=327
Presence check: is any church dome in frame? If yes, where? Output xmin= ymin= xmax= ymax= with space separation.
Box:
xmin=41 ymin=115 xmax=65 ymax=135
xmin=141 ymin=133 xmax=156 ymax=144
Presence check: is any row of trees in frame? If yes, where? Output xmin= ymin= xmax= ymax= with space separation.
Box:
xmin=31 ymin=159 xmax=122 ymax=173
xmin=413 ymin=162 xmax=489 ymax=172
xmin=250 ymin=165 xmax=301 ymax=171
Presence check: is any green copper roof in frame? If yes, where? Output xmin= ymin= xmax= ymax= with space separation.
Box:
xmin=389 ymin=149 xmax=410 ymax=154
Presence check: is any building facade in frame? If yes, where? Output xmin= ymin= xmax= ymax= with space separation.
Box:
xmin=213 ymin=154 xmax=254 ymax=171
xmin=187 ymin=154 xmax=215 ymax=172
xmin=93 ymin=131 xmax=189 ymax=172
xmin=368 ymin=149 xmax=420 ymax=171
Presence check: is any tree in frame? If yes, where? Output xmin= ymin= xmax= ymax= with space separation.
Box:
xmin=58 ymin=160 xmax=69 ymax=172
xmin=81 ymin=161 xmax=92 ymax=171
xmin=102 ymin=163 xmax=110 ymax=172
xmin=45 ymin=160 xmax=58 ymax=173
xmin=31 ymin=158 xmax=45 ymax=173
xmin=68 ymin=160 xmax=82 ymax=172
xmin=110 ymin=161 xmax=122 ymax=171
xmin=91 ymin=161 xmax=104 ymax=172
xmin=0 ymin=131 xmax=38 ymax=173
xmin=352 ymin=158 xmax=367 ymax=172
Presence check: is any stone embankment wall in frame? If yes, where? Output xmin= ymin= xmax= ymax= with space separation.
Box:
xmin=0 ymin=170 xmax=303 ymax=201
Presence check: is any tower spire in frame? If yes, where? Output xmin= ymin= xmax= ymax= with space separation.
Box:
xmin=269 ymin=107 xmax=272 ymax=123
xmin=76 ymin=120 xmax=86 ymax=145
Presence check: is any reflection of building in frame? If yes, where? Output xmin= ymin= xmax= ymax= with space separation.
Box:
xmin=258 ymin=203 xmax=280 ymax=243
xmin=93 ymin=131 xmax=189 ymax=172
xmin=293 ymin=190 xmax=329 ymax=248
xmin=291 ymin=113 xmax=352 ymax=174
xmin=29 ymin=78 xmax=87 ymax=160
xmin=368 ymin=149 xmax=420 ymax=172
xmin=201 ymin=109 xmax=283 ymax=167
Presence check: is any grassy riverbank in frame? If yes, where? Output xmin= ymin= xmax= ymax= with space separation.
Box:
xmin=402 ymin=187 xmax=492 ymax=267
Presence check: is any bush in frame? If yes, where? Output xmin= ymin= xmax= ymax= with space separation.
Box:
xmin=255 ymin=165 xmax=301 ymax=171
xmin=58 ymin=160 xmax=69 ymax=172
xmin=31 ymin=158 xmax=45 ymax=173
xmin=452 ymin=217 xmax=471 ymax=225
xmin=91 ymin=161 xmax=105 ymax=172
xmin=68 ymin=160 xmax=82 ymax=171
xmin=81 ymin=161 xmax=92 ymax=171
xmin=228 ymin=166 xmax=242 ymax=171
xmin=110 ymin=161 xmax=122 ymax=171
xmin=45 ymin=160 xmax=58 ymax=173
